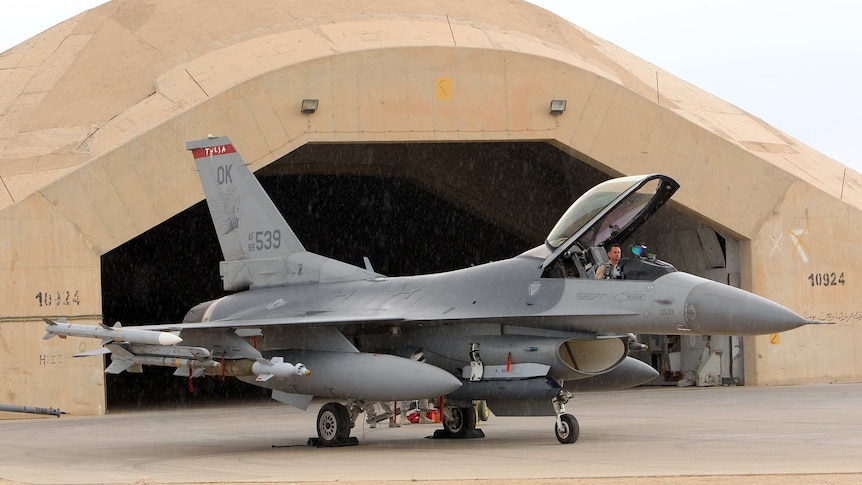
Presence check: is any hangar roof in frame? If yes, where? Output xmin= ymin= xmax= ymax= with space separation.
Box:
xmin=1 ymin=0 xmax=859 ymax=210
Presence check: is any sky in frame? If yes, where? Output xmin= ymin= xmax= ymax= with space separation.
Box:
xmin=2 ymin=0 xmax=860 ymax=173
xmin=527 ymin=0 xmax=862 ymax=173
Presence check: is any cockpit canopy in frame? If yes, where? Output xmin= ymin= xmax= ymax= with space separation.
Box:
xmin=542 ymin=174 xmax=680 ymax=280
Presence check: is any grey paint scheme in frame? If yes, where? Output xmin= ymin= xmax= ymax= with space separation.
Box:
xmin=179 ymin=136 xmax=809 ymax=397
xmin=51 ymin=136 xmax=815 ymax=439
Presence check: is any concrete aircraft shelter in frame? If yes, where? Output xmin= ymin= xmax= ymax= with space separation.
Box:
xmin=1 ymin=0 xmax=860 ymax=417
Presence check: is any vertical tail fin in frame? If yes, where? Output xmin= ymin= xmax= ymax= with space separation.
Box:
xmin=187 ymin=136 xmax=305 ymax=290
xmin=188 ymin=136 xmax=304 ymax=261
xmin=187 ymin=136 xmax=370 ymax=290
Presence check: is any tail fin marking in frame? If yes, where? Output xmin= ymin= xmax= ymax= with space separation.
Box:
xmin=187 ymin=136 xmax=304 ymax=262
xmin=187 ymin=136 xmax=371 ymax=290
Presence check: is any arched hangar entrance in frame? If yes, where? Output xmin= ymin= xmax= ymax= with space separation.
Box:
xmin=101 ymin=141 xmax=740 ymax=406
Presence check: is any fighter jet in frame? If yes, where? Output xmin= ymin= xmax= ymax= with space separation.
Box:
xmin=44 ymin=136 xmax=813 ymax=446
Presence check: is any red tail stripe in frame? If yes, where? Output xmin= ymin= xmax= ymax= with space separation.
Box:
xmin=190 ymin=144 xmax=236 ymax=159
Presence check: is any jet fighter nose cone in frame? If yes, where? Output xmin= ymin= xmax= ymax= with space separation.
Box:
xmin=685 ymin=281 xmax=808 ymax=335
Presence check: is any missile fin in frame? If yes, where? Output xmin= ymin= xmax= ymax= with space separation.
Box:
xmin=42 ymin=318 xmax=58 ymax=339
xmin=174 ymin=368 xmax=206 ymax=378
xmin=105 ymin=344 xmax=134 ymax=358
xmin=105 ymin=360 xmax=135 ymax=374
xmin=74 ymin=348 xmax=111 ymax=358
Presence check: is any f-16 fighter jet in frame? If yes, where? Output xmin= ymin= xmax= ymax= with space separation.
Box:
xmin=45 ymin=136 xmax=813 ymax=446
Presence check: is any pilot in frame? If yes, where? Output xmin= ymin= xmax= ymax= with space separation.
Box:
xmin=594 ymin=243 xmax=622 ymax=279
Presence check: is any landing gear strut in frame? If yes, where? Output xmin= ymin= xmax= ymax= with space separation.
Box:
xmin=552 ymin=390 xmax=579 ymax=444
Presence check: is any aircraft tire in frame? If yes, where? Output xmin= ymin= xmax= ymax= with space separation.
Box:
xmin=555 ymin=413 xmax=579 ymax=444
xmin=317 ymin=402 xmax=351 ymax=446
xmin=443 ymin=405 xmax=477 ymax=438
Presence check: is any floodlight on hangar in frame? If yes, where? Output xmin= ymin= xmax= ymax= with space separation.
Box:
xmin=301 ymin=99 xmax=319 ymax=114
xmin=549 ymin=99 xmax=567 ymax=115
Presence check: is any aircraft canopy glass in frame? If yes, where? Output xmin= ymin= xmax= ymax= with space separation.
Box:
xmin=544 ymin=174 xmax=679 ymax=264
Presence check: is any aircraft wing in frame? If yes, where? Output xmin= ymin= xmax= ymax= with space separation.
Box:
xmin=130 ymin=308 xmax=637 ymax=334
xmin=134 ymin=313 xmax=405 ymax=332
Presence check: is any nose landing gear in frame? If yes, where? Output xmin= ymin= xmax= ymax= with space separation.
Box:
xmin=552 ymin=390 xmax=579 ymax=444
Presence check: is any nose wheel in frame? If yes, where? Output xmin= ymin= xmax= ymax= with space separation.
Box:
xmin=552 ymin=390 xmax=579 ymax=444
xmin=555 ymin=413 xmax=579 ymax=444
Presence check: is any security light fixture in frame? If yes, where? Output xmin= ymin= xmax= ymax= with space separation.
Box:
xmin=549 ymin=99 xmax=567 ymax=115
xmin=301 ymin=99 xmax=319 ymax=114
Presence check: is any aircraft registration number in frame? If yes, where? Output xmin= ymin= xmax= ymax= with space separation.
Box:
xmin=248 ymin=230 xmax=281 ymax=252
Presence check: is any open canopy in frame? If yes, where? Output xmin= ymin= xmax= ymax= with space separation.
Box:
xmin=543 ymin=174 xmax=679 ymax=269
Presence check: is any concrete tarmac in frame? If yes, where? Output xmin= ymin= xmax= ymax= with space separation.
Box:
xmin=1 ymin=383 xmax=861 ymax=485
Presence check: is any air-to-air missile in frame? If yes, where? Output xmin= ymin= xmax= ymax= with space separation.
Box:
xmin=42 ymin=318 xmax=181 ymax=346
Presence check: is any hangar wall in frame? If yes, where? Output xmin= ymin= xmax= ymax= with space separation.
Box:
xmin=2 ymin=0 xmax=860 ymax=416
xmin=747 ymin=182 xmax=861 ymax=384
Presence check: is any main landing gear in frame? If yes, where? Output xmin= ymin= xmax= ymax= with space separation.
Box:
xmin=310 ymin=394 xmax=578 ymax=446
xmin=552 ymin=390 xmax=579 ymax=444
xmin=437 ymin=403 xmax=483 ymax=439
xmin=308 ymin=402 xmax=357 ymax=447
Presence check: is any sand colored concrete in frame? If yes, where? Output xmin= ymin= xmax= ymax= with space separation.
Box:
xmin=1 ymin=383 xmax=861 ymax=484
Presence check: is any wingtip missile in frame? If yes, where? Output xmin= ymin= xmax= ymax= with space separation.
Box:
xmin=42 ymin=319 xmax=183 ymax=346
